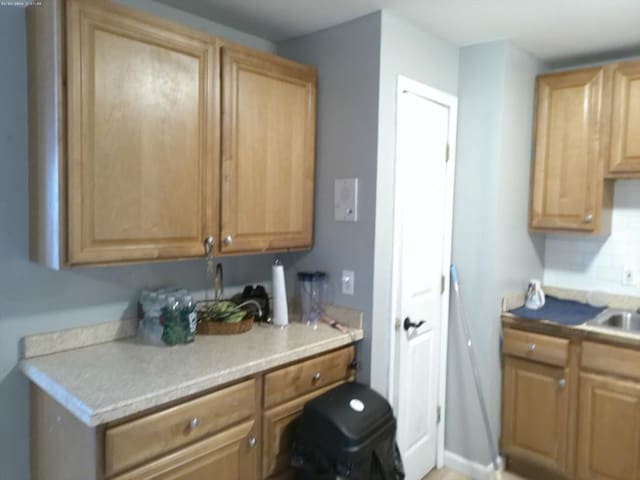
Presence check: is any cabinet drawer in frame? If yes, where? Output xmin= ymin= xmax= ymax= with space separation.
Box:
xmin=582 ymin=341 xmax=640 ymax=381
xmin=105 ymin=378 xmax=256 ymax=476
xmin=264 ymin=347 xmax=354 ymax=409
xmin=503 ymin=328 xmax=569 ymax=367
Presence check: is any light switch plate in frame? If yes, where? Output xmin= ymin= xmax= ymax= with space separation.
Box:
xmin=342 ymin=270 xmax=355 ymax=295
xmin=334 ymin=178 xmax=358 ymax=222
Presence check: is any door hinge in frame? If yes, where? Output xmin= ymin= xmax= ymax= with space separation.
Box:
xmin=441 ymin=275 xmax=445 ymax=294
xmin=437 ymin=405 xmax=442 ymax=424
xmin=445 ymin=143 xmax=450 ymax=162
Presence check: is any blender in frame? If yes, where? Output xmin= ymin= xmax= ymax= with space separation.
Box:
xmin=297 ymin=271 xmax=327 ymax=329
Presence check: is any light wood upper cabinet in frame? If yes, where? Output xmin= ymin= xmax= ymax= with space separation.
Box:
xmin=529 ymin=67 xmax=612 ymax=234
xmin=607 ymin=61 xmax=640 ymax=176
xmin=220 ymin=45 xmax=317 ymax=254
xmin=576 ymin=372 xmax=640 ymax=480
xmin=28 ymin=0 xmax=317 ymax=268
xmin=65 ymin=0 xmax=218 ymax=265
xmin=502 ymin=356 xmax=571 ymax=475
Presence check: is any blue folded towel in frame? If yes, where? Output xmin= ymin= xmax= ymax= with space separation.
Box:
xmin=509 ymin=295 xmax=606 ymax=326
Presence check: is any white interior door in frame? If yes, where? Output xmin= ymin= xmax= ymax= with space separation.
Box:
xmin=392 ymin=78 xmax=456 ymax=480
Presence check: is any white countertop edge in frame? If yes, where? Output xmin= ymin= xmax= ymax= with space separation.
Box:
xmin=20 ymin=362 xmax=95 ymax=426
xmin=21 ymin=328 xmax=364 ymax=427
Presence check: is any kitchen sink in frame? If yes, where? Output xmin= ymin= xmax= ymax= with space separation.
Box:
xmin=587 ymin=309 xmax=640 ymax=332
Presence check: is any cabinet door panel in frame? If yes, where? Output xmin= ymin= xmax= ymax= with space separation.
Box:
xmin=577 ymin=373 xmax=640 ymax=480
xmin=113 ymin=420 xmax=258 ymax=480
xmin=502 ymin=357 xmax=569 ymax=474
xmin=221 ymin=45 xmax=316 ymax=253
xmin=609 ymin=61 xmax=640 ymax=175
xmin=66 ymin=0 xmax=217 ymax=264
xmin=529 ymin=67 xmax=606 ymax=233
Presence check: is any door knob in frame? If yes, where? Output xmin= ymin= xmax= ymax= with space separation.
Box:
xmin=558 ymin=378 xmax=566 ymax=389
xmin=248 ymin=437 xmax=257 ymax=448
xmin=528 ymin=343 xmax=536 ymax=352
xmin=223 ymin=235 xmax=233 ymax=246
xmin=584 ymin=213 xmax=593 ymax=224
xmin=403 ymin=317 xmax=425 ymax=331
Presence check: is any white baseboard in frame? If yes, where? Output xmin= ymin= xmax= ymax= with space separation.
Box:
xmin=443 ymin=450 xmax=494 ymax=480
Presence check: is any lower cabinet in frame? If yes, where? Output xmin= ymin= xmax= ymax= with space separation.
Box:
xmin=576 ymin=373 xmax=640 ymax=480
xmin=501 ymin=325 xmax=640 ymax=480
xmin=30 ymin=345 xmax=356 ymax=480
xmin=112 ymin=420 xmax=258 ymax=480
xmin=502 ymin=356 xmax=570 ymax=475
xmin=262 ymin=383 xmax=346 ymax=479
xmin=262 ymin=394 xmax=308 ymax=479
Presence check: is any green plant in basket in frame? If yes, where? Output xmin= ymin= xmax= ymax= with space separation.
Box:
xmin=199 ymin=301 xmax=247 ymax=323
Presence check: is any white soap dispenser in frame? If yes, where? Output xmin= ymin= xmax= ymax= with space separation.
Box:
xmin=525 ymin=279 xmax=545 ymax=310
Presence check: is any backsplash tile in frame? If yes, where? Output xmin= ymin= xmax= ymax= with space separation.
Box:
xmin=544 ymin=180 xmax=640 ymax=296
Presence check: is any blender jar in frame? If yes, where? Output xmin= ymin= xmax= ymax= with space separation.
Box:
xmin=297 ymin=271 xmax=327 ymax=329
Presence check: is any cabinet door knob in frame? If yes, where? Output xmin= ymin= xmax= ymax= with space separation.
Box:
xmin=584 ymin=213 xmax=593 ymax=224
xmin=528 ymin=343 xmax=536 ymax=352
xmin=558 ymin=378 xmax=566 ymax=389
xmin=223 ymin=235 xmax=233 ymax=246
xmin=248 ymin=437 xmax=257 ymax=448
xmin=188 ymin=417 xmax=199 ymax=430
xmin=312 ymin=371 xmax=321 ymax=383
xmin=203 ymin=236 xmax=215 ymax=256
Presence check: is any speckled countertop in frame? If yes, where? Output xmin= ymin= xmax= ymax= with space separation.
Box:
xmin=502 ymin=286 xmax=640 ymax=348
xmin=20 ymin=313 xmax=363 ymax=427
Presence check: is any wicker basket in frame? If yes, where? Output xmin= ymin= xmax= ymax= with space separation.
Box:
xmin=196 ymin=315 xmax=254 ymax=335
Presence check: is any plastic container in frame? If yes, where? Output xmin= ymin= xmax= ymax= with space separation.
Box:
xmin=180 ymin=295 xmax=197 ymax=343
xmin=138 ymin=289 xmax=195 ymax=346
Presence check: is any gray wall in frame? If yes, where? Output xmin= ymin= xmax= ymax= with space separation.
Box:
xmin=370 ymin=10 xmax=459 ymax=395
xmin=0 ymin=3 xmax=278 ymax=479
xmin=446 ymin=41 xmax=546 ymax=465
xmin=277 ymin=13 xmax=382 ymax=383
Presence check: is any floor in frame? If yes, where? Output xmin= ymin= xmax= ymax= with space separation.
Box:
xmin=422 ymin=467 xmax=525 ymax=480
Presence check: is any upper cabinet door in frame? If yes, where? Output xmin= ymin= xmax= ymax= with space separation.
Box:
xmin=608 ymin=61 xmax=640 ymax=176
xmin=66 ymin=0 xmax=217 ymax=265
xmin=220 ymin=45 xmax=316 ymax=254
xmin=529 ymin=67 xmax=608 ymax=234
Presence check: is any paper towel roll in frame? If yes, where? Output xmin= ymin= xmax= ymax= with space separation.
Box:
xmin=272 ymin=263 xmax=288 ymax=327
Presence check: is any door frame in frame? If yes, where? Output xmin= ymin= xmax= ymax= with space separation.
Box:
xmin=388 ymin=75 xmax=458 ymax=469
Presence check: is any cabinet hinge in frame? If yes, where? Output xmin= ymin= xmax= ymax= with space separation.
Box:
xmin=437 ymin=405 xmax=442 ymax=424
xmin=445 ymin=144 xmax=450 ymax=162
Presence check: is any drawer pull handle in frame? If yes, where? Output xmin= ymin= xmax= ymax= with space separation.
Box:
xmin=188 ymin=417 xmax=199 ymax=430
xmin=312 ymin=372 xmax=321 ymax=383
xmin=528 ymin=343 xmax=536 ymax=352
xmin=248 ymin=436 xmax=257 ymax=448
xmin=558 ymin=378 xmax=566 ymax=389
